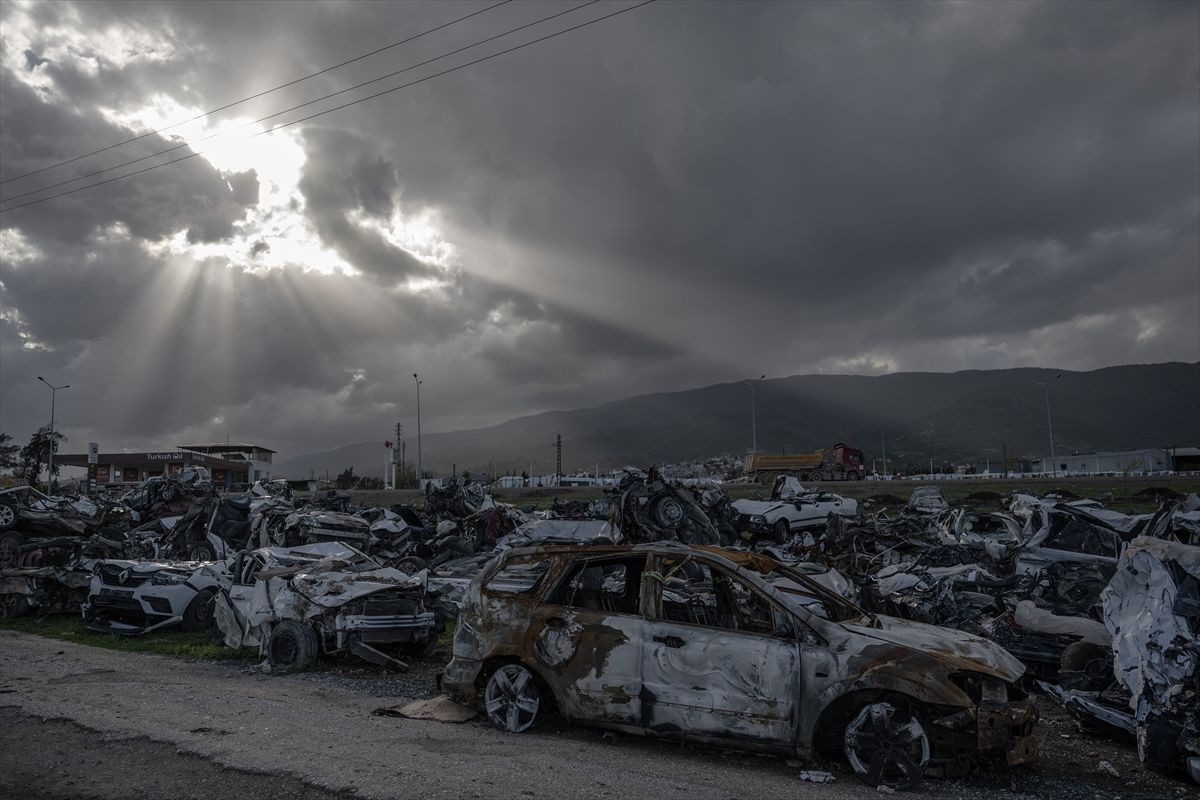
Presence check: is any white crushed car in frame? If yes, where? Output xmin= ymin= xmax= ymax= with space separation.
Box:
xmin=732 ymin=486 xmax=857 ymax=543
xmin=82 ymin=558 xmax=220 ymax=634
xmin=212 ymin=542 xmax=437 ymax=673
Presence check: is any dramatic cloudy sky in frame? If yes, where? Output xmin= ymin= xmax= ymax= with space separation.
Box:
xmin=1 ymin=0 xmax=1197 ymax=458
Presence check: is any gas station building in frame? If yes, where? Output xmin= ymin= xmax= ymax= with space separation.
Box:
xmin=55 ymin=443 xmax=276 ymax=491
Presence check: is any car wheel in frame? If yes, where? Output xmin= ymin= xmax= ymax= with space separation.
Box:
xmin=0 ymin=593 xmax=31 ymax=620
xmin=844 ymin=701 xmax=930 ymax=790
xmin=0 ymin=503 xmax=18 ymax=531
xmin=809 ymin=471 xmax=822 ymax=481
xmin=847 ymin=471 xmax=862 ymax=481
xmin=772 ymin=519 xmax=790 ymax=545
xmin=187 ymin=543 xmax=216 ymax=561
xmin=1060 ymin=641 xmax=1112 ymax=691
xmin=180 ymin=590 xmax=216 ymax=633
xmin=484 ymin=663 xmax=542 ymax=733
xmin=396 ymin=556 xmax=428 ymax=574
xmin=0 ymin=530 xmax=22 ymax=551
xmin=267 ymin=619 xmax=319 ymax=673
xmin=159 ymin=482 xmax=180 ymax=501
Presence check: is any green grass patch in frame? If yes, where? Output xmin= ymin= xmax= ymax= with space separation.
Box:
xmin=1 ymin=613 xmax=259 ymax=661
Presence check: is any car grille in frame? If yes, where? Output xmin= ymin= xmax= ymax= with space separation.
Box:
xmin=98 ymin=564 xmax=151 ymax=587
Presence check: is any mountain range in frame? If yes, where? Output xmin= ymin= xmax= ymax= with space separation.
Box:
xmin=273 ymin=362 xmax=1200 ymax=479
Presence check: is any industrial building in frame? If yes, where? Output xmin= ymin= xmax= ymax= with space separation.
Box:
xmin=1031 ymin=446 xmax=1195 ymax=476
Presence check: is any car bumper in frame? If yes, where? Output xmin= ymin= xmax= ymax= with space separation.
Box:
xmin=441 ymin=656 xmax=483 ymax=700
xmin=82 ymin=589 xmax=183 ymax=634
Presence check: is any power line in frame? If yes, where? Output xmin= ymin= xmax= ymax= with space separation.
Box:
xmin=0 ymin=0 xmax=656 ymax=214
xmin=0 ymin=0 xmax=513 ymax=186
xmin=2 ymin=0 xmax=601 ymax=205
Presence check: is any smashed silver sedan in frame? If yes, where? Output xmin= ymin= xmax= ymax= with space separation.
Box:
xmin=444 ymin=543 xmax=1038 ymax=789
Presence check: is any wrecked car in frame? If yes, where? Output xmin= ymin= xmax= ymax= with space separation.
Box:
xmin=1015 ymin=504 xmax=1124 ymax=575
xmin=445 ymin=543 xmax=1038 ymax=789
xmin=0 ymin=536 xmax=113 ymax=619
xmin=732 ymin=490 xmax=858 ymax=544
xmin=0 ymin=486 xmax=126 ymax=547
xmin=82 ymin=557 xmax=220 ymax=635
xmin=211 ymin=542 xmax=438 ymax=673
xmin=607 ymin=469 xmax=723 ymax=545
xmin=936 ymin=509 xmax=1023 ymax=557
xmin=906 ymin=486 xmax=950 ymax=515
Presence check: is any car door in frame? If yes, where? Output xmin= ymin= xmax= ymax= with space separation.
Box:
xmin=640 ymin=554 xmax=800 ymax=748
xmin=526 ymin=554 xmax=648 ymax=725
xmin=214 ymin=552 xmax=270 ymax=647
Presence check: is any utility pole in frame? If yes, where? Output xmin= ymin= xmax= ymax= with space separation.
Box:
xmin=37 ymin=376 xmax=70 ymax=494
xmin=880 ymin=434 xmax=888 ymax=478
xmin=743 ymin=375 xmax=766 ymax=454
xmin=400 ymin=441 xmax=406 ymax=488
xmin=555 ymin=434 xmax=562 ymax=486
xmin=1033 ymin=379 xmax=1057 ymax=477
xmin=412 ymin=373 xmax=423 ymax=486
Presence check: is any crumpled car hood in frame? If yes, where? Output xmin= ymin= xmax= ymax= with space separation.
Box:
xmin=843 ymin=615 xmax=1025 ymax=682
xmin=290 ymin=567 xmax=425 ymax=607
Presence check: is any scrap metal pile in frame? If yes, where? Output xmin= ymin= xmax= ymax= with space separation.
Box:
xmin=2 ymin=469 xmax=1198 ymax=787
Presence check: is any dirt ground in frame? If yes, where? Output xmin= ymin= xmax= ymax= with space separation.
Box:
xmin=2 ymin=630 xmax=1194 ymax=800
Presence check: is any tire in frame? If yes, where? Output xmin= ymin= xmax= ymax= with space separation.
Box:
xmin=847 ymin=471 xmax=862 ymax=481
xmin=187 ymin=543 xmax=216 ymax=561
xmin=0 ymin=530 xmax=22 ymax=552
xmin=809 ymin=471 xmax=822 ymax=482
xmin=266 ymin=619 xmax=319 ymax=673
xmin=0 ymin=502 xmax=18 ymax=531
xmin=180 ymin=590 xmax=215 ymax=633
xmin=484 ymin=663 xmax=542 ymax=733
xmin=397 ymin=556 xmax=428 ymax=574
xmin=772 ymin=519 xmax=791 ymax=545
xmin=0 ymin=593 xmax=31 ymax=620
xmin=843 ymin=701 xmax=930 ymax=790
xmin=159 ymin=482 xmax=180 ymax=502
xmin=1060 ymin=641 xmax=1112 ymax=691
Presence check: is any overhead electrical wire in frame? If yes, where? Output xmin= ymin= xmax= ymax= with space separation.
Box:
xmin=0 ymin=0 xmax=514 ymax=186
xmin=1 ymin=0 xmax=601 ymax=205
xmin=0 ymin=0 xmax=656 ymax=214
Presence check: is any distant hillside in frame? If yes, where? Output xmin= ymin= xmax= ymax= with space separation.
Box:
xmin=274 ymin=363 xmax=1200 ymax=478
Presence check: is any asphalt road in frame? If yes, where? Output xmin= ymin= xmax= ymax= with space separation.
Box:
xmin=0 ymin=631 xmax=1192 ymax=800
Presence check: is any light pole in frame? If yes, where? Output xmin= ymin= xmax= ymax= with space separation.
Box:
xmin=37 ymin=376 xmax=70 ymax=494
xmin=743 ymin=375 xmax=765 ymax=453
xmin=412 ymin=373 xmax=423 ymax=487
xmin=1033 ymin=379 xmax=1057 ymax=477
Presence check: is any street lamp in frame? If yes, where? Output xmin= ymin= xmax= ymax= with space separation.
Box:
xmin=412 ymin=373 xmax=423 ymax=487
xmin=743 ymin=375 xmax=766 ymax=453
xmin=1032 ymin=379 xmax=1058 ymax=477
xmin=37 ymin=376 xmax=70 ymax=494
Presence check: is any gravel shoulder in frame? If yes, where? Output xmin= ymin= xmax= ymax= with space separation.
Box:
xmin=0 ymin=630 xmax=1192 ymax=800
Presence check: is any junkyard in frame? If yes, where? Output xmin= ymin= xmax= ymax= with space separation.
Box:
xmin=2 ymin=1 xmax=1199 ymax=798
xmin=2 ymin=472 xmax=1198 ymax=799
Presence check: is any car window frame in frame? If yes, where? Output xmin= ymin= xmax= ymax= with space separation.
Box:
xmin=648 ymin=553 xmax=799 ymax=641
xmin=543 ymin=552 xmax=652 ymax=616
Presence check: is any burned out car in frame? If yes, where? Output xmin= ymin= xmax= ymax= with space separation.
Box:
xmin=212 ymin=543 xmax=438 ymax=673
xmin=445 ymin=543 xmax=1038 ymax=788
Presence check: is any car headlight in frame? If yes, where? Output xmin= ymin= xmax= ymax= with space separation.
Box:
xmin=749 ymin=515 xmax=766 ymax=525
xmin=152 ymin=572 xmax=189 ymax=586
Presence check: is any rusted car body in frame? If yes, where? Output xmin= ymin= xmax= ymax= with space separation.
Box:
xmin=445 ymin=543 xmax=1038 ymax=787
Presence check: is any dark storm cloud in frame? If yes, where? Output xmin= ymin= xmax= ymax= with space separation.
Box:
xmin=1 ymin=0 xmax=1196 ymax=458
